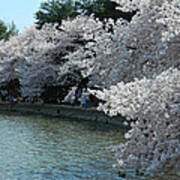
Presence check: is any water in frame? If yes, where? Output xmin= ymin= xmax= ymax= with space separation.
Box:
xmin=0 ymin=114 xmax=127 ymax=180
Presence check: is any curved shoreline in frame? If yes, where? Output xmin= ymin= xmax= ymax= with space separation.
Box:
xmin=0 ymin=103 xmax=126 ymax=127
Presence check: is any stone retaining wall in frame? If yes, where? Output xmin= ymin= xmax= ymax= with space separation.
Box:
xmin=0 ymin=103 xmax=126 ymax=127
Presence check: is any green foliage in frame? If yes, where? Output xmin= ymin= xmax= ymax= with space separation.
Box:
xmin=0 ymin=20 xmax=8 ymax=40
xmin=35 ymin=0 xmax=136 ymax=29
xmin=0 ymin=20 xmax=18 ymax=41
xmin=35 ymin=0 xmax=81 ymax=29
xmin=81 ymin=0 xmax=136 ymax=22
xmin=81 ymin=0 xmax=120 ymax=21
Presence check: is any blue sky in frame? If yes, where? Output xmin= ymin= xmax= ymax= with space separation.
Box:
xmin=0 ymin=0 xmax=45 ymax=32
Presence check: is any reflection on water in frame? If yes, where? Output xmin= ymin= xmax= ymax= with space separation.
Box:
xmin=0 ymin=114 xmax=178 ymax=180
xmin=0 ymin=114 xmax=127 ymax=180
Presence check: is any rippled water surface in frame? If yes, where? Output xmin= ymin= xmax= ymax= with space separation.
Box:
xmin=0 ymin=114 xmax=128 ymax=180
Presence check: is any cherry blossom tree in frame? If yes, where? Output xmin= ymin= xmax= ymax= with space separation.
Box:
xmin=90 ymin=68 xmax=180 ymax=175
xmin=67 ymin=0 xmax=180 ymax=89
xmin=84 ymin=0 xmax=180 ymax=177
xmin=0 ymin=15 xmax=104 ymax=98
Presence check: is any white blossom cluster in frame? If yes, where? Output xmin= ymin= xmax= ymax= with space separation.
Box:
xmin=90 ymin=68 xmax=180 ymax=174
xmin=0 ymin=15 xmax=103 ymax=97
xmin=83 ymin=0 xmax=180 ymax=176
xmin=62 ymin=86 xmax=77 ymax=104
xmin=67 ymin=0 xmax=180 ymax=89
xmin=111 ymin=0 xmax=151 ymax=12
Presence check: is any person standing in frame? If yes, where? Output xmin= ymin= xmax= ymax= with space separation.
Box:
xmin=0 ymin=89 xmax=8 ymax=102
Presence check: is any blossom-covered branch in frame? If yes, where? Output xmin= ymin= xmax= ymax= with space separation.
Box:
xmin=91 ymin=68 xmax=180 ymax=174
